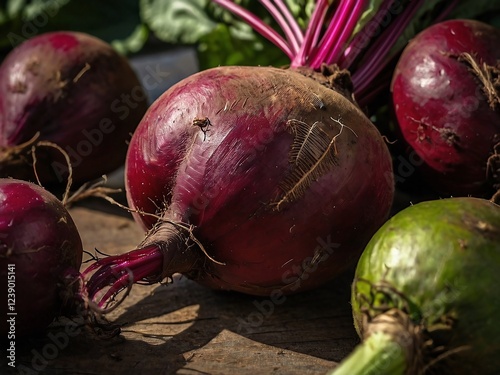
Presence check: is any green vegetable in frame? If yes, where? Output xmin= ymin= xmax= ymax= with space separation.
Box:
xmin=2 ymin=0 xmax=500 ymax=66
xmin=330 ymin=197 xmax=500 ymax=375
xmin=140 ymin=0 xmax=215 ymax=45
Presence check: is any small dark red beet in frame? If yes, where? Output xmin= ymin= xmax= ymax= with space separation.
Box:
xmin=0 ymin=31 xmax=148 ymax=186
xmin=391 ymin=19 xmax=500 ymax=196
xmin=0 ymin=179 xmax=83 ymax=337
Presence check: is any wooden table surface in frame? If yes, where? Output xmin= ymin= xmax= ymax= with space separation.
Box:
xmin=2 ymin=194 xmax=364 ymax=375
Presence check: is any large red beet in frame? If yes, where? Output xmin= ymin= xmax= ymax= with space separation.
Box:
xmin=83 ymin=65 xmax=394 ymax=307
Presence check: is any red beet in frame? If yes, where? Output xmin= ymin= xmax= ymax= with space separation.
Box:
xmin=0 ymin=179 xmax=83 ymax=337
xmin=0 ymin=31 xmax=148 ymax=186
xmin=81 ymin=0 xmax=459 ymax=310
xmin=83 ymin=65 xmax=394 ymax=308
xmin=391 ymin=19 xmax=500 ymax=197
xmin=83 ymin=0 xmax=460 ymax=309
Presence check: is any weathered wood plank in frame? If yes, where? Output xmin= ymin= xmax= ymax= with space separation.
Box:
xmin=2 ymin=201 xmax=359 ymax=375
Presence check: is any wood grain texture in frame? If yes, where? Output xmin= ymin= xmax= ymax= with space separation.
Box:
xmin=2 ymin=197 xmax=360 ymax=375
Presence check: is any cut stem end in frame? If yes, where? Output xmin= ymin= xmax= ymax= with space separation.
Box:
xmin=330 ymin=309 xmax=419 ymax=375
xmin=82 ymin=221 xmax=201 ymax=312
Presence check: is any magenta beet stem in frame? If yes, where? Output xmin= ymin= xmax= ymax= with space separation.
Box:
xmin=83 ymin=245 xmax=163 ymax=308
